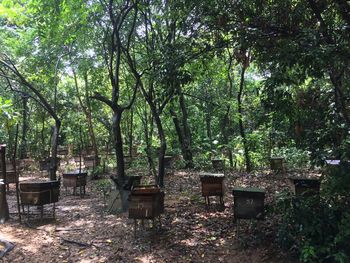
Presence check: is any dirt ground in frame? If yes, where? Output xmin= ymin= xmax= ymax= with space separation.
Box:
xmin=0 ymin=167 xmax=321 ymax=263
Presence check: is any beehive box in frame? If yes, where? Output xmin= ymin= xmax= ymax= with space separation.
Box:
xmin=62 ymin=171 xmax=87 ymax=188
xmin=128 ymin=185 xmax=164 ymax=219
xmin=57 ymin=146 xmax=68 ymax=156
xmin=164 ymin=156 xmax=173 ymax=168
xmin=83 ymin=156 xmax=99 ymax=169
xmin=4 ymin=161 xmax=18 ymax=184
xmin=39 ymin=158 xmax=61 ymax=171
xmin=200 ymin=173 xmax=224 ymax=197
xmin=232 ymin=187 xmax=265 ymax=220
xmin=20 ymin=180 xmax=60 ymax=206
xmin=270 ymin=157 xmax=285 ymax=172
xmin=292 ymin=178 xmax=320 ymax=196
xmin=211 ymin=159 xmax=225 ymax=170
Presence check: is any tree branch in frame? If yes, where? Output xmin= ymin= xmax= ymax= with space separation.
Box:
xmin=90 ymin=92 xmax=115 ymax=110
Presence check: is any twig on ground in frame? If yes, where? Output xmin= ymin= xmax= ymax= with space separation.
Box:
xmin=61 ymin=238 xmax=91 ymax=247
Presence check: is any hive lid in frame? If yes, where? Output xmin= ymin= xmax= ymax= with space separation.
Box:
xmin=199 ymin=173 xmax=225 ymax=178
xmin=20 ymin=180 xmax=60 ymax=185
xmin=128 ymin=175 xmax=142 ymax=178
xmin=131 ymin=184 xmax=160 ymax=194
xmin=270 ymin=157 xmax=284 ymax=160
xmin=291 ymin=178 xmax=321 ymax=187
xmin=63 ymin=170 xmax=87 ymax=176
xmin=232 ymin=186 xmax=265 ymax=193
xmin=291 ymin=178 xmax=320 ymax=182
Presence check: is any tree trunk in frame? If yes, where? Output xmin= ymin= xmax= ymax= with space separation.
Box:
xmin=112 ymin=110 xmax=125 ymax=180
xmin=0 ymin=145 xmax=9 ymax=223
xmin=178 ymin=90 xmax=193 ymax=168
xmin=49 ymin=120 xmax=61 ymax=180
xmin=19 ymin=96 xmax=29 ymax=159
xmin=152 ymin=108 xmax=166 ymax=187
xmin=170 ymin=103 xmax=193 ymax=168
xmin=128 ymin=110 xmax=134 ymax=157
xmin=329 ymin=70 xmax=350 ymax=127
xmin=84 ymin=83 xmax=99 ymax=167
xmin=225 ymin=51 xmax=235 ymax=167
xmin=41 ymin=113 xmax=46 ymax=156
xmin=111 ymin=110 xmax=130 ymax=212
xmin=205 ymin=111 xmax=212 ymax=143
xmin=141 ymin=105 xmax=156 ymax=176
xmin=74 ymin=70 xmax=99 ymax=166
xmin=221 ymin=106 xmax=234 ymax=167
xmin=238 ymin=66 xmax=252 ymax=172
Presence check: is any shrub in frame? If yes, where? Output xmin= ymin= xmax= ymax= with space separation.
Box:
xmin=275 ymin=162 xmax=350 ymax=262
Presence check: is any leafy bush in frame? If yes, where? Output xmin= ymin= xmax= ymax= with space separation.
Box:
xmin=275 ymin=163 xmax=350 ymax=262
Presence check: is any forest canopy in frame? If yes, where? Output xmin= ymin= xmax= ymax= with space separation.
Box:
xmin=1 ymin=0 xmax=349 ymax=173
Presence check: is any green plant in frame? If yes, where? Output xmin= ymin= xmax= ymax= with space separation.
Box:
xmin=274 ymin=163 xmax=350 ymax=262
xmin=94 ymin=178 xmax=113 ymax=202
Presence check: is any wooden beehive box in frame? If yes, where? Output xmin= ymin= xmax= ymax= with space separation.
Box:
xmin=128 ymin=185 xmax=164 ymax=219
xmin=270 ymin=157 xmax=285 ymax=172
xmin=164 ymin=156 xmax=173 ymax=168
xmin=292 ymin=178 xmax=320 ymax=196
xmin=39 ymin=157 xmax=61 ymax=171
xmin=200 ymin=173 xmax=225 ymax=197
xmin=57 ymin=146 xmax=68 ymax=156
xmin=20 ymin=180 xmax=60 ymax=206
xmin=5 ymin=160 xmax=18 ymax=184
xmin=211 ymin=159 xmax=225 ymax=170
xmin=62 ymin=171 xmax=87 ymax=188
xmin=232 ymin=187 xmax=265 ymax=220
xmin=84 ymin=156 xmax=99 ymax=169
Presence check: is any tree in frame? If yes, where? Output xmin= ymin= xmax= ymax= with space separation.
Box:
xmin=0 ymin=55 xmax=61 ymax=180
xmin=87 ymin=0 xmax=139 ymax=205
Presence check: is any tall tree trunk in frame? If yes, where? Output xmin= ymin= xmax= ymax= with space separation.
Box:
xmin=238 ymin=66 xmax=252 ymax=172
xmin=73 ymin=70 xmax=99 ymax=166
xmin=112 ymin=109 xmax=130 ymax=212
xmin=19 ymin=96 xmax=29 ymax=159
xmin=141 ymin=105 xmax=156 ymax=176
xmin=224 ymin=51 xmax=234 ymax=167
xmin=170 ymin=102 xmax=193 ymax=168
xmin=112 ymin=110 xmax=125 ymax=180
xmin=83 ymin=74 xmax=99 ymax=166
xmin=49 ymin=120 xmax=61 ymax=180
xmin=329 ymin=70 xmax=350 ymax=126
xmin=41 ymin=113 xmax=46 ymax=155
xmin=0 ymin=145 xmax=9 ymax=223
xmin=221 ymin=106 xmax=234 ymax=167
xmin=178 ymin=89 xmax=193 ymax=168
xmin=153 ymin=112 xmax=166 ymax=187
xmin=205 ymin=111 xmax=212 ymax=142
xmin=128 ymin=110 xmax=134 ymax=157
xmin=13 ymin=124 xmax=19 ymax=162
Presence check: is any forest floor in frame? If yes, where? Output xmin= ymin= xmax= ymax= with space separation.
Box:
xmin=0 ymin=166 xmax=321 ymax=263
